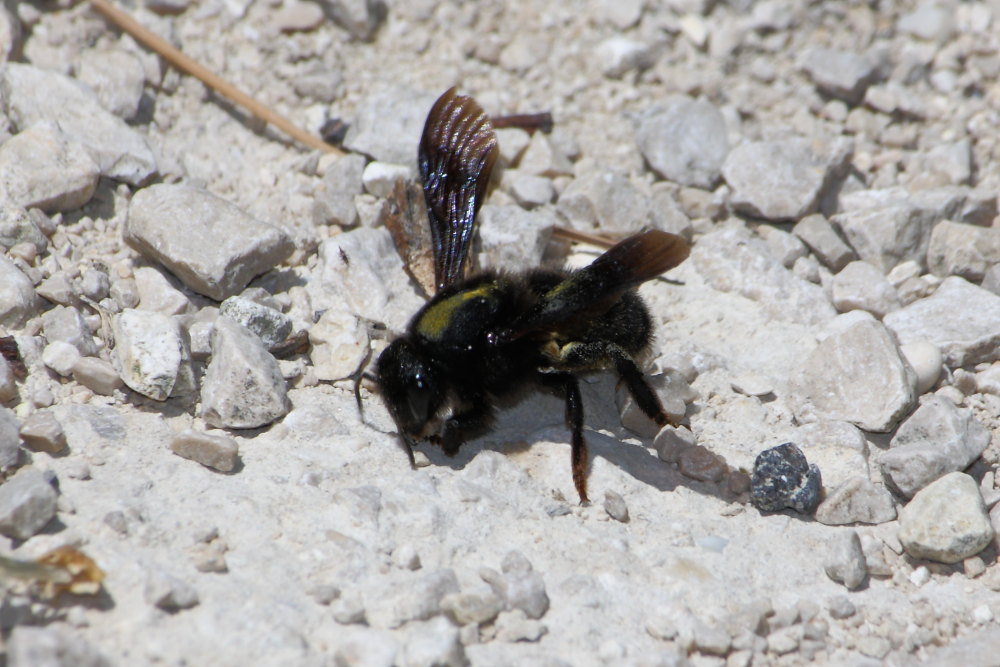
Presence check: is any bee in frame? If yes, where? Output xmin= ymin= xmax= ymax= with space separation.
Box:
xmin=374 ymin=88 xmax=690 ymax=503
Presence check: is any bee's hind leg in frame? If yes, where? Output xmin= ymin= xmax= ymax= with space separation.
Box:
xmin=607 ymin=345 xmax=684 ymax=429
xmin=536 ymin=371 xmax=589 ymax=505
xmin=559 ymin=342 xmax=683 ymax=430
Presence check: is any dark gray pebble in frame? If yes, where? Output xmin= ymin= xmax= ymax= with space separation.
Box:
xmin=750 ymin=442 xmax=822 ymax=514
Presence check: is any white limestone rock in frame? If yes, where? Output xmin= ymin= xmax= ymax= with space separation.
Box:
xmin=112 ymin=309 xmax=195 ymax=401
xmin=125 ymin=184 xmax=294 ymax=302
xmin=792 ymin=313 xmax=916 ymax=432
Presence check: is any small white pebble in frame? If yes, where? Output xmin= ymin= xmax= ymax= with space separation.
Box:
xmin=909 ymin=566 xmax=930 ymax=587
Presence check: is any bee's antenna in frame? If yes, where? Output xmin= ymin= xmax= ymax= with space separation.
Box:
xmin=401 ymin=434 xmax=417 ymax=468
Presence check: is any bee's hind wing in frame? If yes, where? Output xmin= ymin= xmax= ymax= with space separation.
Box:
xmin=497 ymin=230 xmax=690 ymax=342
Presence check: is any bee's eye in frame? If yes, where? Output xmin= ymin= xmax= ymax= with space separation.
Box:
xmin=376 ymin=340 xmax=444 ymax=434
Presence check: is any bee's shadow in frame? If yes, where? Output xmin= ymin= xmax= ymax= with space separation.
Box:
xmin=414 ymin=374 xmax=732 ymax=503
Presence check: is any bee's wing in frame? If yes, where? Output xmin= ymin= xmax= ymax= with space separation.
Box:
xmin=499 ymin=230 xmax=690 ymax=341
xmin=419 ymin=88 xmax=499 ymax=292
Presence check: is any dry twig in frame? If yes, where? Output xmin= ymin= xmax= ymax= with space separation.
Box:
xmin=87 ymin=0 xmax=342 ymax=155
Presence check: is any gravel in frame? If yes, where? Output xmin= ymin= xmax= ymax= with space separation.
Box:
xmin=1 ymin=1 xmax=999 ymax=664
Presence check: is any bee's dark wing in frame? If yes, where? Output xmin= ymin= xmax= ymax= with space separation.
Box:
xmin=499 ymin=230 xmax=690 ymax=342
xmin=419 ymin=88 xmax=499 ymax=292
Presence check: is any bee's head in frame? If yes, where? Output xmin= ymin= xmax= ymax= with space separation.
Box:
xmin=375 ymin=338 xmax=447 ymax=437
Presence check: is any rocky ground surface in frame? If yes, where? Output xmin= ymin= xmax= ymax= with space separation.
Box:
xmin=1 ymin=0 xmax=1000 ymax=665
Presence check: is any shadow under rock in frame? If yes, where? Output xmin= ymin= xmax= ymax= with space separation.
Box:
xmin=61 ymin=176 xmax=121 ymax=226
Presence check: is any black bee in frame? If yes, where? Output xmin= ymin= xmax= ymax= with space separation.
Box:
xmin=375 ymin=88 xmax=690 ymax=503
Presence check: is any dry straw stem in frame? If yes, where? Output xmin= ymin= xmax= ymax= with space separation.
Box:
xmin=87 ymin=0 xmax=342 ymax=155
xmin=87 ymin=2 xmax=618 ymax=251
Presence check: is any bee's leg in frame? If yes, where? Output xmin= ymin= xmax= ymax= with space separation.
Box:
xmin=536 ymin=371 xmax=589 ymax=504
xmin=400 ymin=434 xmax=418 ymax=467
xmin=607 ymin=345 xmax=683 ymax=429
xmin=560 ymin=341 xmax=682 ymax=429
xmin=440 ymin=400 xmax=492 ymax=457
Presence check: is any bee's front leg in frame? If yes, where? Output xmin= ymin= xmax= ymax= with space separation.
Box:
xmin=437 ymin=399 xmax=493 ymax=457
xmin=536 ymin=371 xmax=589 ymax=504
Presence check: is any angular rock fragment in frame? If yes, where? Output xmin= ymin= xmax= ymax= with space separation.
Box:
xmin=898 ymin=472 xmax=993 ymax=564
xmin=42 ymin=305 xmax=98 ymax=356
xmin=678 ymin=445 xmax=728 ymax=483
xmin=504 ymin=170 xmax=554 ymax=208
xmin=125 ymin=184 xmax=294 ymax=301
xmin=802 ymin=48 xmax=880 ymax=104
xmin=145 ymin=568 xmax=200 ymax=611
xmin=134 ymin=266 xmax=190 ymax=316
xmin=313 ymin=153 xmax=365 ymax=227
xmin=0 ymin=121 xmax=100 ymax=212
xmin=603 ymin=490 xmax=629 ymax=523
xmin=926 ymin=220 xmax=1000 ymax=283
xmin=831 ymin=260 xmax=901 ymax=319
xmin=879 ymin=395 xmax=990 ymax=498
xmin=308 ymin=309 xmax=369 ymax=381
xmin=922 ymin=141 xmax=973 ymax=187
xmin=322 ymin=0 xmax=387 ymax=41
xmin=815 ymin=477 xmax=896 ymax=525
xmin=361 ymin=161 xmax=410 ymax=198
xmin=757 ymin=225 xmax=808 ymax=268
xmin=75 ymin=48 xmax=147 ymax=121
xmin=792 ymin=214 xmax=856 ymax=272
xmin=42 ymin=341 xmax=80 ymax=377
xmin=480 ymin=551 xmax=550 ymax=620
xmin=0 ymin=467 xmax=57 ymax=539
xmin=793 ymin=314 xmax=916 ymax=431
xmin=722 ymin=137 xmax=852 ymax=221
xmin=219 ymin=296 xmax=292 ymax=350
xmin=823 ymin=530 xmax=868 ymax=589
xmin=477 ymin=205 xmax=555 ymax=271
xmin=112 ymin=309 xmax=195 ymax=401
xmin=0 ymin=406 xmax=19 ymax=470
xmin=200 ymin=318 xmax=290 ymax=429
xmin=1 ymin=63 xmax=157 ymax=185
xmin=0 ymin=203 xmax=47 ymax=253
xmin=0 ymin=255 xmax=39 ymax=327
xmin=616 ymin=371 xmax=691 ymax=437
xmin=794 ymin=420 xmax=869 ymax=492
xmin=366 ymin=568 xmax=459 ymax=628
xmin=597 ymin=36 xmax=654 ymax=78
xmin=342 ymin=86 xmax=437 ymax=166
xmin=440 ymin=590 xmax=504 ymax=626
xmin=830 ymin=187 xmax=981 ymax=273
xmin=495 ymin=609 xmax=548 ymax=643
xmin=557 ymin=167 xmax=656 ymax=236
xmin=884 ymin=277 xmax=1000 ymax=366
xmin=19 ymin=409 xmax=67 ymax=454
xmin=692 ymin=225 xmax=836 ymax=325
xmin=170 ymin=430 xmax=240 ymax=472
xmin=750 ymin=442 xmax=822 ymax=514
xmin=635 ymin=97 xmax=729 ymax=189
xmin=317 ymin=226 xmax=423 ymax=332
xmin=518 ymin=131 xmax=572 ymax=178
xmin=72 ymin=357 xmax=124 ymax=396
